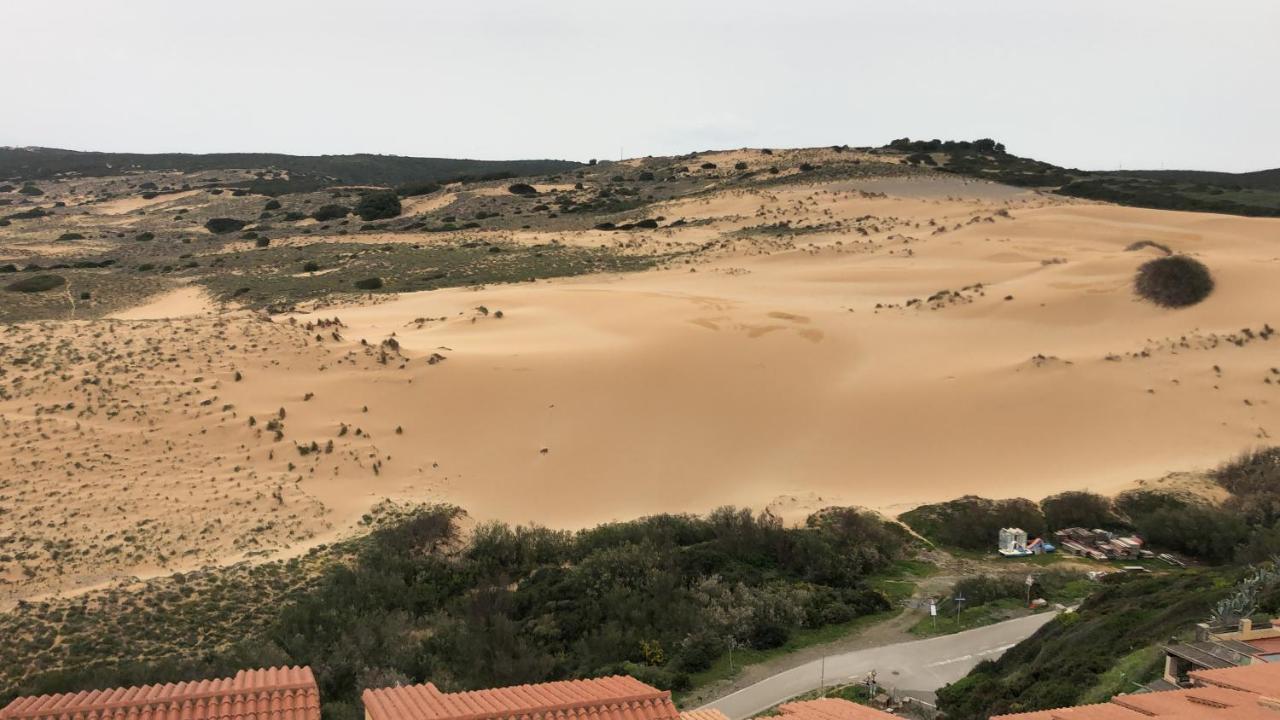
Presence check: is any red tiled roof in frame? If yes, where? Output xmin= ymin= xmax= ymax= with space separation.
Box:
xmin=0 ymin=667 xmax=319 ymax=720
xmin=678 ymin=710 xmax=728 ymax=720
xmin=1191 ymin=661 xmax=1280 ymax=696
xmin=994 ymin=661 xmax=1280 ymax=719
xmin=772 ymin=699 xmax=895 ymax=720
xmin=361 ymin=676 xmax=679 ymax=720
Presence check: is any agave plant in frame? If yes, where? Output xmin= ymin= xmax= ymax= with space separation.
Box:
xmin=1210 ymin=557 xmax=1280 ymax=627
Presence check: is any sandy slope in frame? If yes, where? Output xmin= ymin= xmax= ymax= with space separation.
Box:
xmin=4 ymin=173 xmax=1280 ymax=602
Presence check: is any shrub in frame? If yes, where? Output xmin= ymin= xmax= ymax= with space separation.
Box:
xmin=634 ymin=219 xmax=659 ymax=229
xmin=638 ymin=171 xmax=655 ymax=181
xmin=6 ymin=274 xmax=66 ymax=293
xmin=255 ymin=237 xmax=270 ymax=248
xmin=18 ymin=184 xmax=43 ymax=196
xmin=263 ymin=199 xmax=281 ymax=211
xmin=303 ymin=261 xmax=320 ymax=272
xmin=57 ymin=232 xmax=84 ymax=241
xmin=699 ymin=162 xmax=717 ymax=170
xmin=507 ymin=183 xmax=537 ymax=196
xmin=1212 ymin=446 xmax=1280 ymax=497
xmin=205 ymin=218 xmax=247 ymax=234
xmin=284 ymin=211 xmax=307 ymax=221
xmin=1040 ymin=491 xmax=1123 ymax=531
xmin=1134 ymin=255 xmax=1213 ymax=307
xmin=312 ymin=205 xmax=350 ymax=222
xmin=396 ymin=182 xmax=441 ymax=197
xmin=1124 ymin=240 xmax=1172 ymax=255
xmin=354 ymin=277 xmax=384 ymax=290
xmin=900 ymin=495 xmax=1046 ymax=549
xmin=136 ymin=231 xmax=155 ymax=242
xmin=355 ymin=191 xmax=401 ymax=221
xmin=734 ymin=162 xmax=748 ymax=170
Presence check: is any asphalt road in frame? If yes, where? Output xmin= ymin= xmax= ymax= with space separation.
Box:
xmin=697 ymin=611 xmax=1059 ymax=719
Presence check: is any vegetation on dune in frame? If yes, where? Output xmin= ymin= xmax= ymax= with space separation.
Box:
xmin=898 ymin=496 xmax=1046 ymax=550
xmin=204 ymin=218 xmax=248 ymax=234
xmin=311 ymin=204 xmax=350 ymax=221
xmin=1 ymin=506 xmax=915 ymax=718
xmin=1134 ymin=255 xmax=1214 ymax=308
xmin=354 ymin=191 xmax=401 ymax=221
xmin=5 ymin=274 xmax=67 ymax=293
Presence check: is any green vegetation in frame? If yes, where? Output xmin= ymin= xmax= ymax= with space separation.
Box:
xmin=354 ymin=191 xmax=401 ymax=221
xmin=1134 ymin=255 xmax=1214 ymax=308
xmin=5 ymin=274 xmax=67 ymax=293
xmin=195 ymin=240 xmax=675 ymax=309
xmin=882 ymin=138 xmax=1280 ymax=217
xmin=204 ymin=218 xmax=247 ymax=234
xmin=899 ymin=496 xmax=1045 ymax=550
xmin=936 ymin=570 xmax=1240 ymax=719
xmin=2 ymin=505 xmax=916 ymax=719
xmin=909 ymin=570 xmax=1090 ymax=637
xmin=311 ymin=204 xmax=350 ymax=221
xmin=0 ymin=147 xmax=580 ymax=189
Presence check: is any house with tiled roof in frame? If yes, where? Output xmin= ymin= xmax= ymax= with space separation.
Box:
xmin=768 ymin=698 xmax=895 ymax=720
xmin=991 ymin=659 xmax=1280 ymax=719
xmin=0 ymin=667 xmax=320 ymax=720
xmin=362 ymin=676 xmax=681 ymax=720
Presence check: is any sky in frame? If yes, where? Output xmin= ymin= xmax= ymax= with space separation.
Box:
xmin=3 ymin=1 xmax=1277 ymax=172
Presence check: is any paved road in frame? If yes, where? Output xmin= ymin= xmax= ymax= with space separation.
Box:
xmin=698 ymin=612 xmax=1058 ymax=719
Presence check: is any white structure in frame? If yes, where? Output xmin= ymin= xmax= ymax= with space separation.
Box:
xmin=998 ymin=527 xmax=1031 ymax=556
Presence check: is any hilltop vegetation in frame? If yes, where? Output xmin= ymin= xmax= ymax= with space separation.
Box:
xmin=880 ymin=138 xmax=1280 ymax=217
xmin=0 ymin=147 xmax=581 ymax=190
xmin=2 ymin=505 xmax=915 ymax=718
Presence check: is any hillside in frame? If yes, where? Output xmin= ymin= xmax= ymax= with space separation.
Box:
xmin=880 ymin=138 xmax=1280 ymax=216
xmin=0 ymin=147 xmax=581 ymax=191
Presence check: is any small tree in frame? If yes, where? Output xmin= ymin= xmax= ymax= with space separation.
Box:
xmin=355 ymin=191 xmax=401 ymax=221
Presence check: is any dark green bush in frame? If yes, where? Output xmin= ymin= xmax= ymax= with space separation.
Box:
xmin=136 ymin=231 xmax=155 ymax=242
xmin=900 ymin=495 xmax=1046 ymax=549
xmin=205 ymin=218 xmax=247 ymax=234
xmin=1040 ymin=491 xmax=1123 ymax=531
xmin=354 ymin=191 xmax=401 ymax=221
xmin=354 ymin=277 xmax=384 ymax=290
xmin=263 ymin=199 xmax=281 ymax=211
xmin=396 ymin=182 xmax=441 ymax=197
xmin=6 ymin=274 xmax=66 ymax=293
xmin=302 ymin=261 xmax=320 ymax=272
xmin=255 ymin=237 xmax=270 ymax=248
xmin=57 ymin=232 xmax=84 ymax=241
xmin=507 ymin=183 xmax=537 ymax=196
xmin=1134 ymin=255 xmax=1213 ymax=307
xmin=312 ymin=205 xmax=350 ymax=222
xmin=18 ymin=184 xmax=43 ymax=196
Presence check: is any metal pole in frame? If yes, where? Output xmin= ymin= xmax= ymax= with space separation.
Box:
xmin=820 ymin=656 xmax=825 ymax=694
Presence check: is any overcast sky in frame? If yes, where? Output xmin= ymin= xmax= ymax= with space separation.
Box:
xmin=4 ymin=1 xmax=1276 ymax=172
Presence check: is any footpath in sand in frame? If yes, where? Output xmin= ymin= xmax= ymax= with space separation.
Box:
xmin=4 ymin=173 xmax=1280 ymax=603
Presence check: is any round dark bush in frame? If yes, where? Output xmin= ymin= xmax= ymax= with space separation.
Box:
xmin=303 ymin=261 xmax=320 ymax=272
xmin=507 ymin=183 xmax=537 ymax=196
xmin=205 ymin=218 xmax=247 ymax=234
xmin=18 ymin=184 xmax=43 ymax=196
xmin=58 ymin=232 xmax=84 ymax=241
xmin=354 ymin=277 xmax=384 ymax=290
xmin=312 ymin=205 xmax=350 ymax=222
xmin=634 ymin=219 xmax=659 ymax=229
xmin=255 ymin=237 xmax=271 ymax=248
xmin=6 ymin=274 xmax=66 ymax=293
xmin=637 ymin=171 xmax=655 ymax=181
xmin=263 ymin=199 xmax=282 ymax=211
xmin=355 ymin=191 xmax=401 ymax=221
xmin=734 ymin=161 xmax=748 ymax=170
xmin=136 ymin=231 xmax=155 ymax=242
xmin=1134 ymin=255 xmax=1214 ymax=308
xmin=700 ymin=162 xmax=717 ymax=170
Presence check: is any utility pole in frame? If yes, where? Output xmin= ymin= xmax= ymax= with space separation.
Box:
xmin=820 ymin=656 xmax=826 ymax=694
xmin=727 ymin=637 xmax=736 ymax=671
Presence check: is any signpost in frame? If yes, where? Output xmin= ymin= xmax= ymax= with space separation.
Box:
xmin=929 ymin=597 xmax=937 ymax=631
xmin=1025 ymin=573 xmax=1035 ymax=607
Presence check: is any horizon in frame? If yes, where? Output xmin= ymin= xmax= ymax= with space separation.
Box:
xmin=3 ymin=1 xmax=1277 ymax=173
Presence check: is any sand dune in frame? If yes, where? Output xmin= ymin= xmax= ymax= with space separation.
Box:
xmin=4 ymin=173 xmax=1280 ymax=603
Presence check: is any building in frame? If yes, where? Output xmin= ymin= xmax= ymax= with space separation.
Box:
xmin=767 ymin=699 xmax=897 ymax=720
xmin=999 ymin=527 xmax=1030 ymax=557
xmin=991 ymin=660 xmax=1280 ymax=719
xmin=0 ymin=667 xmax=320 ymax=720
xmin=363 ymin=676 xmax=690 ymax=720
xmin=1161 ymin=618 xmax=1280 ymax=687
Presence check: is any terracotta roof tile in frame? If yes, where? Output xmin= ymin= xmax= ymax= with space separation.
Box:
xmin=362 ymin=677 xmax=678 ymax=720
xmin=1191 ymin=661 xmax=1280 ymax=696
xmin=0 ymin=667 xmax=319 ymax=720
xmin=772 ymin=698 xmax=896 ymax=720
xmin=678 ymin=710 xmax=728 ymax=720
